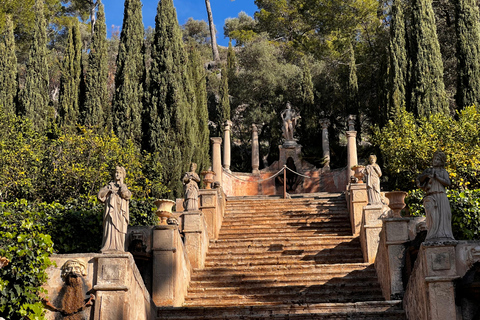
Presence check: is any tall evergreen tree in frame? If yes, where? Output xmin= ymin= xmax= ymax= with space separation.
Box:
xmin=409 ymin=0 xmax=449 ymax=117
xmin=347 ymin=43 xmax=359 ymax=114
xmin=113 ymin=0 xmax=145 ymax=145
xmin=227 ymin=40 xmax=236 ymax=88
xmin=188 ymin=46 xmax=210 ymax=173
xmin=219 ymin=66 xmax=230 ymax=124
xmin=301 ymin=58 xmax=314 ymax=106
xmin=388 ymin=0 xmax=408 ymax=119
xmin=454 ymin=0 xmax=480 ymax=109
xmin=18 ymin=0 xmax=49 ymax=130
xmin=146 ymin=0 xmax=196 ymax=197
xmin=58 ymin=19 xmax=82 ymax=127
xmin=0 ymin=15 xmax=17 ymax=114
xmin=82 ymin=2 xmax=108 ymax=128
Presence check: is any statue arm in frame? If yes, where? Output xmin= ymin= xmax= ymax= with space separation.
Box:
xmin=192 ymin=172 xmax=201 ymax=183
xmin=374 ymin=164 xmax=382 ymax=177
xmin=119 ymin=184 xmax=132 ymax=200
xmin=434 ymin=169 xmax=451 ymax=187
xmin=98 ymin=184 xmax=111 ymax=202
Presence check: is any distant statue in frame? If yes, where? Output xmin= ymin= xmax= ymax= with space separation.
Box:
xmin=416 ymin=151 xmax=455 ymax=241
xmin=98 ymin=166 xmax=131 ymax=253
xmin=281 ymin=102 xmax=300 ymax=141
xmin=182 ymin=163 xmax=200 ymax=211
xmin=365 ymin=155 xmax=383 ymax=205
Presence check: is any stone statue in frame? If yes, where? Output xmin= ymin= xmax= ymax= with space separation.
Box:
xmin=416 ymin=151 xmax=455 ymax=241
xmin=365 ymin=155 xmax=383 ymax=205
xmin=182 ymin=163 xmax=200 ymax=211
xmin=98 ymin=166 xmax=131 ymax=253
xmin=280 ymin=102 xmax=300 ymax=141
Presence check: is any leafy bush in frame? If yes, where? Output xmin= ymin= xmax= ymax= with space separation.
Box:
xmin=373 ymin=106 xmax=480 ymax=191
xmin=405 ymin=189 xmax=480 ymax=240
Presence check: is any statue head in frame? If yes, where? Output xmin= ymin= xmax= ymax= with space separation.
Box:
xmin=432 ymin=151 xmax=446 ymax=167
xmin=286 ymin=102 xmax=291 ymax=109
xmin=115 ymin=166 xmax=126 ymax=183
xmin=61 ymin=259 xmax=87 ymax=282
xmin=190 ymin=162 xmax=197 ymax=172
xmin=368 ymin=155 xmax=377 ymax=164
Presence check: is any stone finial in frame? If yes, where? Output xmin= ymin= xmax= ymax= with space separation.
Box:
xmin=61 ymin=259 xmax=87 ymax=282
xmin=347 ymin=115 xmax=356 ymax=131
xmin=319 ymin=118 xmax=330 ymax=130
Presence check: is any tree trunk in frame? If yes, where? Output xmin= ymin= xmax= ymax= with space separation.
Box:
xmin=205 ymin=0 xmax=220 ymax=61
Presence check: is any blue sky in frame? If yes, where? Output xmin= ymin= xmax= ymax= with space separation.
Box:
xmin=101 ymin=0 xmax=258 ymax=46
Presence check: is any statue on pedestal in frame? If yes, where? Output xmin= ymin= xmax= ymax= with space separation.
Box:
xmin=416 ymin=151 xmax=455 ymax=241
xmin=98 ymin=166 xmax=131 ymax=253
xmin=365 ymin=155 xmax=383 ymax=205
xmin=182 ymin=163 xmax=200 ymax=211
xmin=280 ymin=102 xmax=300 ymax=141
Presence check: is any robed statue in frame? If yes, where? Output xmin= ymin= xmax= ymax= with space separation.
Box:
xmin=182 ymin=163 xmax=201 ymax=211
xmin=280 ymin=102 xmax=301 ymax=141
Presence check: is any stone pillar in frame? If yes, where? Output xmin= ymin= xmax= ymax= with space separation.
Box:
xmin=382 ymin=218 xmax=409 ymax=299
xmin=252 ymin=124 xmax=260 ymax=174
xmin=182 ymin=211 xmax=208 ymax=269
xmin=223 ymin=120 xmax=232 ymax=172
xmin=210 ymin=137 xmax=222 ymax=184
xmin=199 ymin=189 xmax=222 ymax=240
xmin=361 ymin=204 xmax=384 ymax=263
xmin=93 ymin=254 xmax=130 ymax=319
xmin=348 ymin=182 xmax=368 ymax=236
xmin=346 ymin=115 xmax=357 ymax=184
xmin=151 ymin=225 xmax=190 ymax=307
xmin=320 ymin=118 xmax=330 ymax=169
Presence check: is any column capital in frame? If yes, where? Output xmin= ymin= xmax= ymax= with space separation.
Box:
xmin=346 ymin=131 xmax=357 ymax=138
xmin=319 ymin=118 xmax=330 ymax=130
xmin=347 ymin=114 xmax=356 ymax=131
xmin=210 ymin=137 xmax=222 ymax=145
xmin=252 ymin=123 xmax=258 ymax=132
xmin=224 ymin=120 xmax=233 ymax=130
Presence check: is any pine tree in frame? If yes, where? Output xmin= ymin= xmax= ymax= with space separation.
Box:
xmin=188 ymin=46 xmax=210 ymax=173
xmin=0 ymin=15 xmax=17 ymax=114
xmin=146 ymin=0 xmax=196 ymax=197
xmin=58 ymin=19 xmax=82 ymax=127
xmin=18 ymin=0 xmax=49 ymax=130
xmin=82 ymin=2 xmax=108 ymax=128
xmin=409 ymin=0 xmax=449 ymax=117
xmin=113 ymin=0 xmax=145 ymax=145
xmin=388 ymin=0 xmax=408 ymax=119
xmin=454 ymin=0 xmax=480 ymax=109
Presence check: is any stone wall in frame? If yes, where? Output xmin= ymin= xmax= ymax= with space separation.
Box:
xmin=403 ymin=247 xmax=429 ymax=320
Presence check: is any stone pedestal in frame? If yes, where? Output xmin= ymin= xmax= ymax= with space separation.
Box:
xmin=346 ymin=131 xmax=357 ymax=184
xmin=151 ymin=225 xmax=190 ymax=307
xmin=348 ymin=182 xmax=368 ymax=236
xmin=320 ymin=118 xmax=330 ymax=169
xmin=278 ymin=143 xmax=302 ymax=170
xmin=199 ymin=189 xmax=223 ymax=240
xmin=252 ymin=124 xmax=260 ymax=174
xmin=361 ymin=204 xmax=384 ymax=263
xmin=223 ymin=120 xmax=232 ymax=172
xmin=182 ymin=210 xmax=208 ymax=269
xmin=211 ymin=137 xmax=222 ymax=184
xmin=383 ymin=218 xmax=409 ymax=299
xmin=93 ymin=254 xmax=130 ymax=320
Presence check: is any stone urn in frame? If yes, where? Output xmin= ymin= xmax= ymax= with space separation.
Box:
xmin=352 ymin=165 xmax=365 ymax=183
xmin=201 ymin=170 xmax=216 ymax=189
xmin=0 ymin=256 xmax=9 ymax=269
xmin=154 ymin=199 xmax=176 ymax=225
xmin=385 ymin=191 xmax=408 ymax=218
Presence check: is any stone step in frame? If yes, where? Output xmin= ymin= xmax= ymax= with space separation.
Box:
xmin=157 ymin=301 xmax=405 ymax=320
xmin=207 ymin=240 xmax=360 ymax=253
xmin=221 ymin=217 xmax=350 ymax=226
xmin=217 ymin=229 xmax=353 ymax=239
xmin=203 ymin=255 xmax=364 ymax=267
xmin=209 ymin=235 xmax=359 ymax=246
xmin=205 ymin=247 xmax=363 ymax=260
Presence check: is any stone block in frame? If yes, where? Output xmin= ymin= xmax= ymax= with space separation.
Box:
xmin=385 ymin=218 xmax=409 ymax=244
xmin=152 ymin=226 xmax=176 ymax=250
xmin=96 ymin=256 xmax=128 ymax=287
xmin=426 ymin=281 xmax=457 ymax=320
xmin=183 ymin=211 xmax=202 ymax=232
xmin=423 ymin=245 xmax=457 ymax=278
xmin=94 ymin=291 xmax=126 ymax=320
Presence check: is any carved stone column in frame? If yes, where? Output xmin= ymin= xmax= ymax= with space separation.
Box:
xmin=348 ymin=182 xmax=368 ymax=236
xmin=320 ymin=118 xmax=330 ymax=169
xmin=223 ymin=120 xmax=232 ymax=172
xmin=252 ymin=124 xmax=260 ymax=174
xmin=210 ymin=137 xmax=222 ymax=184
xmin=346 ymin=115 xmax=357 ymax=184
xmin=182 ymin=211 xmax=208 ymax=269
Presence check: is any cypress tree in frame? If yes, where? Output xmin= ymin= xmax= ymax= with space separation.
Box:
xmin=18 ymin=0 xmax=49 ymax=130
xmin=301 ymin=58 xmax=314 ymax=106
xmin=146 ymin=0 xmax=196 ymax=197
xmin=227 ymin=40 xmax=236 ymax=88
xmin=347 ymin=43 xmax=359 ymax=114
xmin=219 ymin=67 xmax=230 ymax=124
xmin=0 ymin=15 xmax=17 ymax=114
xmin=454 ymin=0 xmax=480 ymax=109
xmin=113 ymin=0 xmax=145 ymax=145
xmin=409 ymin=0 xmax=449 ymax=117
xmin=188 ymin=46 xmax=210 ymax=173
xmin=58 ymin=19 xmax=82 ymax=127
xmin=388 ymin=0 xmax=408 ymax=119
xmin=82 ymin=2 xmax=108 ymax=128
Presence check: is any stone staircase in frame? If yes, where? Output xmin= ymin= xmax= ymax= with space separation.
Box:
xmin=157 ymin=193 xmax=406 ymax=319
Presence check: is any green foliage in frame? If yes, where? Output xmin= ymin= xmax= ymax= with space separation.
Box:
xmin=0 ymin=15 xmax=17 ymax=115
xmin=373 ymin=106 xmax=480 ymax=191
xmin=409 ymin=0 xmax=449 ymax=117
xmin=58 ymin=19 xmax=82 ymax=127
xmin=182 ymin=18 xmax=210 ymax=45
xmin=0 ymin=203 xmax=53 ymax=320
xmin=146 ymin=0 xmax=196 ymax=197
xmin=82 ymin=3 xmax=108 ymax=128
xmin=227 ymin=40 xmax=237 ymax=87
xmin=219 ymin=66 xmax=230 ymax=123
xmin=224 ymin=11 xmax=257 ymax=46
xmin=454 ymin=0 xmax=480 ymax=109
xmin=113 ymin=0 xmax=145 ymax=146
xmin=17 ymin=0 xmax=50 ymax=131
xmin=405 ymin=188 xmax=480 ymax=240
